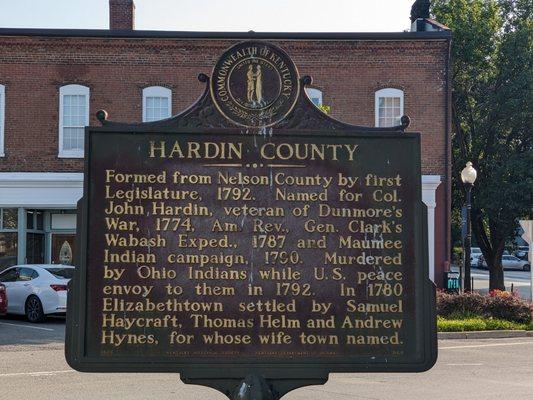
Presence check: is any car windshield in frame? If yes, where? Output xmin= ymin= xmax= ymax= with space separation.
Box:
xmin=44 ymin=267 xmax=74 ymax=279
xmin=472 ymin=248 xmax=481 ymax=253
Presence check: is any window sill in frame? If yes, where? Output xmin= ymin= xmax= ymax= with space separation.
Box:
xmin=58 ymin=151 xmax=84 ymax=159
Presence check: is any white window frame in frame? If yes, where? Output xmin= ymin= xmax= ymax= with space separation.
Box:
xmin=59 ymin=84 xmax=90 ymax=158
xmin=305 ymin=88 xmax=323 ymax=107
xmin=142 ymin=86 xmax=172 ymax=122
xmin=0 ymin=84 xmax=5 ymax=157
xmin=375 ymin=88 xmax=404 ymax=127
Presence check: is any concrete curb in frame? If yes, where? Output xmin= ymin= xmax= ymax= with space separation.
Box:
xmin=438 ymin=330 xmax=533 ymax=340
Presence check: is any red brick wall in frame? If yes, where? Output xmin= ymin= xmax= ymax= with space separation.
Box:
xmin=109 ymin=0 xmax=135 ymax=30
xmin=0 ymin=36 xmax=448 ymax=176
xmin=0 ymin=34 xmax=450 ymax=282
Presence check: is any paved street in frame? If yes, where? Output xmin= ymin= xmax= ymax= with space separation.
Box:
xmin=450 ymin=266 xmax=532 ymax=300
xmin=1 ymin=316 xmax=532 ymax=400
xmin=471 ymin=268 xmax=532 ymax=299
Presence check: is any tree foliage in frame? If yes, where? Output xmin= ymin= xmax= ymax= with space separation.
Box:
xmin=432 ymin=0 xmax=532 ymax=289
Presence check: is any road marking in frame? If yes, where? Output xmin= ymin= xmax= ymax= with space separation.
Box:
xmin=445 ymin=363 xmax=484 ymax=366
xmin=0 ymin=370 xmax=74 ymax=377
xmin=441 ymin=341 xmax=533 ymax=350
xmin=0 ymin=322 xmax=54 ymax=331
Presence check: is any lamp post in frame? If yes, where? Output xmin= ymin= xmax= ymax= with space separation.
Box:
xmin=461 ymin=162 xmax=477 ymax=292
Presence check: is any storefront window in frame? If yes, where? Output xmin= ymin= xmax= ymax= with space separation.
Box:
xmin=0 ymin=208 xmax=18 ymax=271
xmin=0 ymin=233 xmax=17 ymax=270
xmin=2 ymin=208 xmax=18 ymax=229
xmin=26 ymin=210 xmax=45 ymax=264
xmin=36 ymin=211 xmax=44 ymax=230
xmin=27 ymin=210 xmax=34 ymax=229
xmin=26 ymin=233 xmax=44 ymax=264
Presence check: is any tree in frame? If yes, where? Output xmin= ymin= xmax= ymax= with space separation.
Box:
xmin=432 ymin=0 xmax=532 ymax=290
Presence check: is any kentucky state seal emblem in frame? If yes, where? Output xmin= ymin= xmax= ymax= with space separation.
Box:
xmin=210 ymin=41 xmax=300 ymax=128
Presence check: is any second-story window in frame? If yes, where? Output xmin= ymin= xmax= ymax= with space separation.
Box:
xmin=0 ymin=84 xmax=5 ymax=157
xmin=59 ymin=84 xmax=89 ymax=158
xmin=375 ymin=88 xmax=404 ymax=127
xmin=143 ymin=86 xmax=172 ymax=122
xmin=305 ymin=88 xmax=323 ymax=107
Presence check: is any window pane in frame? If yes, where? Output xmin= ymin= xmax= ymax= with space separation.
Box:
xmin=2 ymin=209 xmax=18 ymax=229
xmin=26 ymin=211 xmax=34 ymax=229
xmin=63 ymin=127 xmax=84 ymax=150
xmin=63 ymin=95 xmax=87 ymax=127
xmin=0 ymin=267 xmax=18 ymax=282
xmin=0 ymin=233 xmax=18 ymax=271
xmin=19 ymin=268 xmax=35 ymax=281
xmin=26 ymin=233 xmax=44 ymax=264
xmin=145 ymin=96 xmax=170 ymax=122
xmin=45 ymin=267 xmax=74 ymax=279
xmin=36 ymin=212 xmax=44 ymax=230
xmin=377 ymin=96 xmax=402 ymax=128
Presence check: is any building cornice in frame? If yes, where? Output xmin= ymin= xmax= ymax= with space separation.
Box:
xmin=0 ymin=28 xmax=451 ymax=41
xmin=0 ymin=172 xmax=83 ymax=188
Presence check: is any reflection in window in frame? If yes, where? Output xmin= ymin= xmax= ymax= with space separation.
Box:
xmin=0 ymin=208 xmax=18 ymax=271
xmin=2 ymin=208 xmax=17 ymax=230
xmin=305 ymin=88 xmax=323 ymax=107
xmin=0 ymin=267 xmax=18 ymax=282
xmin=0 ymin=233 xmax=17 ymax=271
xmin=19 ymin=268 xmax=35 ymax=281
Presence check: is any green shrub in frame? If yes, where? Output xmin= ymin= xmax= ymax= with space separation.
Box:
xmin=437 ymin=317 xmax=485 ymax=332
xmin=484 ymin=319 xmax=525 ymax=330
xmin=437 ymin=316 xmax=526 ymax=332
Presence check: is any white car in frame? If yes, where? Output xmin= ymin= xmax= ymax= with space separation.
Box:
xmin=477 ymin=255 xmax=530 ymax=271
xmin=0 ymin=265 xmax=74 ymax=322
xmin=471 ymin=247 xmax=482 ymax=266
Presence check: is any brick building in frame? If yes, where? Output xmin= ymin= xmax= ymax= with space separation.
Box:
xmin=0 ymin=1 xmax=451 ymax=286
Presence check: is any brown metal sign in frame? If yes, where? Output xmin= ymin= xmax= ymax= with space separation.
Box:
xmin=66 ymin=41 xmax=436 ymax=399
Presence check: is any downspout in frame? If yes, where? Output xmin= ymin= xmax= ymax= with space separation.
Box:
xmin=444 ymin=35 xmax=452 ymax=279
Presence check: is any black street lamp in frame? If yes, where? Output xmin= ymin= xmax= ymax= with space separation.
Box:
xmin=461 ymin=161 xmax=477 ymax=292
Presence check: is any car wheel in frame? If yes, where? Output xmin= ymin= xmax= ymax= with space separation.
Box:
xmin=524 ymin=264 xmax=531 ymax=272
xmin=25 ymin=295 xmax=45 ymax=323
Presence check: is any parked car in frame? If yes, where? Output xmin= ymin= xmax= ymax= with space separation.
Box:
xmin=477 ymin=255 xmax=530 ymax=271
xmin=0 ymin=265 xmax=74 ymax=322
xmin=471 ymin=247 xmax=482 ymax=266
xmin=514 ymin=246 xmax=529 ymax=261
xmin=0 ymin=283 xmax=7 ymax=316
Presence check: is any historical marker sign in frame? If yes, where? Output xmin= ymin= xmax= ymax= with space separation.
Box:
xmin=66 ymin=41 xmax=436 ymax=398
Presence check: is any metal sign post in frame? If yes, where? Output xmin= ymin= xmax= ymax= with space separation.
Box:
xmin=519 ymin=220 xmax=532 ymax=301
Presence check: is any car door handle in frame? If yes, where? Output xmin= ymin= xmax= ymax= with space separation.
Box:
xmin=23 ymin=283 xmax=30 ymax=287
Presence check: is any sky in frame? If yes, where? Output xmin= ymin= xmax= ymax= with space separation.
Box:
xmin=0 ymin=0 xmax=416 ymax=32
